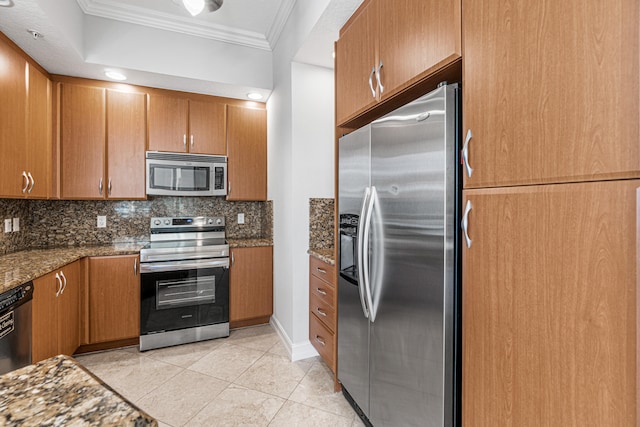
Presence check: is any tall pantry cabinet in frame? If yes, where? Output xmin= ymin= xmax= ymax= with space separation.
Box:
xmin=461 ymin=0 xmax=639 ymax=425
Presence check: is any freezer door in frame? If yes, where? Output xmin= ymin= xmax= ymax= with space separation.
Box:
xmin=368 ymin=85 xmax=458 ymax=427
xmin=337 ymin=125 xmax=371 ymax=417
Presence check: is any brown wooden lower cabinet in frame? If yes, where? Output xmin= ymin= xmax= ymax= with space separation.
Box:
xmin=229 ymin=246 xmax=273 ymax=328
xmin=462 ymin=179 xmax=638 ymax=426
xmin=32 ymin=260 xmax=81 ymax=363
xmin=88 ymin=255 xmax=140 ymax=344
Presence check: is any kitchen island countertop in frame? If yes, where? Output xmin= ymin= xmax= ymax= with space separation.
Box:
xmin=0 ymin=354 xmax=157 ymax=426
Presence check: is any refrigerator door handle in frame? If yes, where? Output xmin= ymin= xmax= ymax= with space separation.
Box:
xmin=357 ymin=187 xmax=371 ymax=319
xmin=367 ymin=186 xmax=382 ymax=322
xmin=361 ymin=186 xmax=376 ymax=322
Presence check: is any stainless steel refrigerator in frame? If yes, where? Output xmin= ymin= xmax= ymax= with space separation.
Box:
xmin=338 ymin=83 xmax=460 ymax=427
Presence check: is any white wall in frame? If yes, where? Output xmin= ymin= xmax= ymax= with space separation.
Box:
xmin=267 ymin=0 xmax=335 ymax=360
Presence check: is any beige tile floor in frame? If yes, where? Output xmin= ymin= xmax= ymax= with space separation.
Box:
xmin=75 ymin=324 xmax=366 ymax=427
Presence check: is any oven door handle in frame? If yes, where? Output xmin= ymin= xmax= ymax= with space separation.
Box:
xmin=140 ymin=258 xmax=230 ymax=273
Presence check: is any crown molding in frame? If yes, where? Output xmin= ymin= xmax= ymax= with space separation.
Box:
xmin=266 ymin=0 xmax=296 ymax=48
xmin=77 ymin=0 xmax=271 ymax=50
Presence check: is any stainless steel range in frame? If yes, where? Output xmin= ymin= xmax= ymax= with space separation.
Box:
xmin=139 ymin=216 xmax=230 ymax=351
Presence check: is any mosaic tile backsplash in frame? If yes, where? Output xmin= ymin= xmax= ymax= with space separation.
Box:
xmin=309 ymin=198 xmax=334 ymax=249
xmin=0 ymin=197 xmax=272 ymax=255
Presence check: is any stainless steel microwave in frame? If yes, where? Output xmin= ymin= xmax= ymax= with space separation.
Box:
xmin=146 ymin=152 xmax=227 ymax=197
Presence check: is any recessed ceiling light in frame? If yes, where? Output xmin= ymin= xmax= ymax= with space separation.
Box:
xmin=105 ymin=70 xmax=127 ymax=81
xmin=183 ymin=0 xmax=205 ymax=16
xmin=0 ymin=0 xmax=14 ymax=7
xmin=247 ymin=92 xmax=263 ymax=100
xmin=27 ymin=29 xmax=43 ymax=40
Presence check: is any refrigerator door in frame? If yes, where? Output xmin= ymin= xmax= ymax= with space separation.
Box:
xmin=337 ymin=125 xmax=371 ymax=417
xmin=368 ymin=85 xmax=458 ymax=426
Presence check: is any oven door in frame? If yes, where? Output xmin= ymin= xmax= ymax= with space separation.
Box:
xmin=140 ymin=259 xmax=229 ymax=335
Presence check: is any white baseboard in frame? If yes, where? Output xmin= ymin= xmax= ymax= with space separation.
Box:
xmin=270 ymin=315 xmax=319 ymax=362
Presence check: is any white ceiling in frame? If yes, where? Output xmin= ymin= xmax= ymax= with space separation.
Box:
xmin=0 ymin=0 xmax=360 ymax=100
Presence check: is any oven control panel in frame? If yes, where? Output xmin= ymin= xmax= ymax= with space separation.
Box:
xmin=150 ymin=217 xmax=225 ymax=229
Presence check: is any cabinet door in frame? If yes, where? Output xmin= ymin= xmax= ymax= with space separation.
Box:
xmin=58 ymin=261 xmax=81 ymax=356
xmin=26 ymin=64 xmax=52 ymax=199
xmin=189 ymin=100 xmax=226 ymax=155
xmin=377 ymin=0 xmax=461 ymax=101
xmin=0 ymin=38 xmax=26 ymax=197
xmin=148 ymin=93 xmax=188 ymax=153
xmin=60 ymin=84 xmax=106 ymax=199
xmin=32 ymin=270 xmax=60 ymax=363
xmin=229 ymin=246 xmax=273 ymax=323
xmin=88 ymin=255 xmax=140 ymax=343
xmin=462 ymin=180 xmax=638 ymax=426
xmin=106 ymin=90 xmax=147 ymax=199
xmin=335 ymin=0 xmax=378 ymax=125
xmin=226 ymin=106 xmax=267 ymax=201
xmin=463 ymin=0 xmax=640 ymax=188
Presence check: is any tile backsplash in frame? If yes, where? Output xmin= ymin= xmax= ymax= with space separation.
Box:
xmin=0 ymin=197 xmax=272 ymax=254
xmin=309 ymin=198 xmax=334 ymax=249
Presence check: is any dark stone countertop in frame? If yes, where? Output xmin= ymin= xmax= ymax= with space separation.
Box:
xmin=0 ymin=354 xmax=157 ymax=426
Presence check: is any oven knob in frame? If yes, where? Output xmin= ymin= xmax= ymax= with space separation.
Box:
xmin=154 ymin=220 xmax=161 ymax=226
xmin=207 ymin=218 xmax=214 ymax=225
xmin=216 ymin=218 xmax=222 ymax=225
xmin=164 ymin=219 xmax=170 ymax=225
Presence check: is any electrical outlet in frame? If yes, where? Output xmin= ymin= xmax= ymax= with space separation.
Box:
xmin=97 ymin=215 xmax=107 ymax=228
xmin=12 ymin=218 xmax=19 ymax=232
xmin=237 ymin=213 xmax=245 ymax=224
xmin=4 ymin=219 xmax=11 ymax=233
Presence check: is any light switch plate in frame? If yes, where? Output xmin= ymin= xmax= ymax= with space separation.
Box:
xmin=237 ymin=213 xmax=245 ymax=224
xmin=4 ymin=219 xmax=11 ymax=233
xmin=12 ymin=218 xmax=19 ymax=232
xmin=97 ymin=215 xmax=107 ymax=228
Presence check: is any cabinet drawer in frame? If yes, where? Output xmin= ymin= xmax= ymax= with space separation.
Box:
xmin=309 ymin=257 xmax=335 ymax=285
xmin=310 ymin=292 xmax=336 ymax=332
xmin=309 ymin=312 xmax=335 ymax=372
xmin=310 ymin=274 xmax=335 ymax=308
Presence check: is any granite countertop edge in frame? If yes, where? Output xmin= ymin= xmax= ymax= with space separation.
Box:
xmin=1 ymin=238 xmax=274 ymax=294
xmin=0 ymin=354 xmax=157 ymax=426
xmin=308 ymin=248 xmax=335 ymax=265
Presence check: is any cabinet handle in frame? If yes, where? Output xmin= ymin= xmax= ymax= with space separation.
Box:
xmin=316 ymin=308 xmax=327 ymax=317
xmin=368 ymin=66 xmax=376 ymax=98
xmin=231 ymin=252 xmax=235 ymax=267
xmin=462 ymin=129 xmax=473 ymax=178
xmin=108 ymin=178 xmax=112 ymax=196
xmin=60 ymin=271 xmax=67 ymax=294
xmin=316 ymin=288 xmax=327 ymax=296
xmin=461 ymin=200 xmax=473 ymax=248
xmin=27 ymin=172 xmax=35 ymax=193
xmin=183 ymin=134 xmax=187 ymax=151
xmin=134 ymin=258 xmax=138 ymax=276
xmin=190 ymin=135 xmax=194 ymax=148
xmin=315 ymin=335 xmax=326 ymax=346
xmin=316 ymin=267 xmax=326 ymax=274
xmin=21 ymin=171 xmax=29 ymax=193
xmin=375 ymin=60 xmax=384 ymax=94
xmin=228 ymin=180 xmax=231 ymax=195
xmin=99 ymin=178 xmax=103 ymax=195
xmin=55 ymin=273 xmax=62 ymax=297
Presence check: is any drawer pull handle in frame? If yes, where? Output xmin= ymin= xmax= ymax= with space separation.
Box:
xmin=316 ymin=308 xmax=327 ymax=317
xmin=316 ymin=288 xmax=327 ymax=296
xmin=316 ymin=267 xmax=327 ymax=274
xmin=315 ymin=335 xmax=326 ymax=346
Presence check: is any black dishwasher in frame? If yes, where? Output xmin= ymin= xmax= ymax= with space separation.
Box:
xmin=0 ymin=282 xmax=33 ymax=375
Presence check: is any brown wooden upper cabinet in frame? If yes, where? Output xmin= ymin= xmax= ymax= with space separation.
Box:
xmin=335 ymin=0 xmax=461 ymax=125
xmin=0 ymin=36 xmax=52 ymax=199
xmin=148 ymin=93 xmax=226 ymax=155
xmin=227 ymin=105 xmax=267 ymax=201
xmin=59 ymin=83 xmax=147 ymax=199
xmin=462 ymin=0 xmax=640 ymax=188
